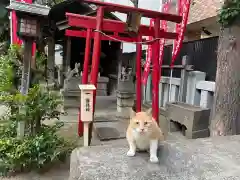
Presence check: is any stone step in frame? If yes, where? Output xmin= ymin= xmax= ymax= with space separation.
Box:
xmin=63 ymin=99 xmax=80 ymax=108
xmin=63 ymin=95 xmax=117 ymax=109
xmin=61 ymin=90 xmax=81 ymax=97
xmin=94 ymin=120 xmax=128 ymax=141
xmin=61 ymin=90 xmax=108 ymax=97
xmin=69 ymin=135 xmax=240 ymax=180
xmin=60 ymin=110 xmax=121 ymax=122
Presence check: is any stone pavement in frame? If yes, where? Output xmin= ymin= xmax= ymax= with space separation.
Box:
xmin=3 ymin=97 xmax=240 ymax=180
xmin=69 ymin=135 xmax=240 ymax=180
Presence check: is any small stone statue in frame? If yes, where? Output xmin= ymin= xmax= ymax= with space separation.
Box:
xmin=120 ymin=66 xmax=126 ymax=81
xmin=120 ymin=66 xmax=132 ymax=81
xmin=65 ymin=63 xmax=81 ymax=81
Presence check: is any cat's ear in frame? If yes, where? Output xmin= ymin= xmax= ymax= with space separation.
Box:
xmin=130 ymin=109 xmax=136 ymax=118
xmin=146 ymin=108 xmax=152 ymax=116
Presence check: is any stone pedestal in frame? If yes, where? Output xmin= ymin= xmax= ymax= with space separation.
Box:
xmin=116 ymin=91 xmax=135 ymax=119
xmin=166 ymin=102 xmax=211 ymax=139
xmin=63 ymin=76 xmax=109 ymax=95
xmin=118 ymin=76 xmax=135 ymax=93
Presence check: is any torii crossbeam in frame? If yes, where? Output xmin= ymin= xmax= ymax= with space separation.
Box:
xmin=65 ymin=0 xmax=182 ymax=137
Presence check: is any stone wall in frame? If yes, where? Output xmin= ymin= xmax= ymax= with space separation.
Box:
xmin=188 ymin=0 xmax=223 ymax=24
xmin=165 ymin=0 xmax=223 ymax=44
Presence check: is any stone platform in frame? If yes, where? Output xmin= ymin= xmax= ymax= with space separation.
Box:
xmin=69 ymin=135 xmax=240 ymax=180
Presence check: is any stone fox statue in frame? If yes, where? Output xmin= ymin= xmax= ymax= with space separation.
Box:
xmin=126 ymin=109 xmax=165 ymax=163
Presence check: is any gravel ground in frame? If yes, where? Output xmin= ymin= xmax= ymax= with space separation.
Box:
xmin=0 ymin=162 xmax=69 ymax=180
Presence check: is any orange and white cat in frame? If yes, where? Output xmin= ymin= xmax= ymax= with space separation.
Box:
xmin=126 ymin=108 xmax=164 ymax=163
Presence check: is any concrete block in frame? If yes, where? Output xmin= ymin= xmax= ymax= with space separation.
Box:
xmin=166 ymin=102 xmax=210 ymax=139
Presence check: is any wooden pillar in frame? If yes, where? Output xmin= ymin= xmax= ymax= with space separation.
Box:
xmin=66 ymin=37 xmax=71 ymax=71
xmin=21 ymin=39 xmax=32 ymax=95
xmin=78 ymin=28 xmax=92 ymax=137
xmin=47 ymin=37 xmax=55 ymax=85
xmin=179 ymin=55 xmax=189 ymax=102
xmin=18 ymin=38 xmax=33 ymax=138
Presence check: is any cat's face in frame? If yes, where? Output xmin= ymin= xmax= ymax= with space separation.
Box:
xmin=130 ymin=110 xmax=153 ymax=134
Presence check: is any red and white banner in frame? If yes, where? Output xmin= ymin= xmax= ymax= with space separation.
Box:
xmin=171 ymin=0 xmax=191 ymax=67
xmin=142 ymin=2 xmax=170 ymax=85
xmin=159 ymin=2 xmax=170 ymax=65
xmin=142 ymin=19 xmax=154 ymax=85
xmin=142 ymin=0 xmax=191 ymax=83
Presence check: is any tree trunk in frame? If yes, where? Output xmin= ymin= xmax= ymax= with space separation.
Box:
xmin=211 ymin=24 xmax=240 ymax=136
xmin=35 ymin=116 xmax=41 ymax=134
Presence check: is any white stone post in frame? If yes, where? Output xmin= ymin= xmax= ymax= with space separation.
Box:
xmin=200 ymin=90 xmax=214 ymax=108
xmin=79 ymin=84 xmax=96 ymax=147
xmin=196 ymin=81 xmax=215 ymax=109
xmin=163 ymin=83 xmax=169 ymax=108
xmin=186 ymin=71 xmax=206 ymax=105
xmin=170 ymin=84 xmax=178 ymax=102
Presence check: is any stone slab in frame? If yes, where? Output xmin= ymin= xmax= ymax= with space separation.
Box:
xmin=61 ymin=90 xmax=107 ymax=97
xmin=94 ymin=115 xmax=120 ymax=122
xmin=69 ymin=135 xmax=240 ymax=180
xmin=94 ymin=121 xmax=128 ymax=141
xmin=95 ymin=127 xmax=122 ymax=141
xmin=63 ymin=95 xmax=116 ymax=109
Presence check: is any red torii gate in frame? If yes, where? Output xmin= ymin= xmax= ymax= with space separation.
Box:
xmin=65 ymin=0 xmax=182 ymax=136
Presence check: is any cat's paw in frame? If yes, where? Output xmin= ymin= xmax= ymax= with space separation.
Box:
xmin=149 ymin=156 xmax=159 ymax=163
xmin=127 ymin=150 xmax=136 ymax=157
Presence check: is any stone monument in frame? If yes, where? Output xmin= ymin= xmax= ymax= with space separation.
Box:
xmin=61 ymin=63 xmax=109 ymax=109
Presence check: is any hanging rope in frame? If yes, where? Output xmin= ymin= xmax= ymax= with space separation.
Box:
xmin=93 ymin=29 xmax=163 ymax=44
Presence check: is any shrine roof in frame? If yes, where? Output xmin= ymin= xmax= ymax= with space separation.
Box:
xmin=80 ymin=0 xmax=182 ymax=23
xmin=48 ymin=0 xmax=120 ymax=24
xmin=6 ymin=1 xmax=50 ymax=17
xmin=48 ymin=0 xmax=122 ymax=41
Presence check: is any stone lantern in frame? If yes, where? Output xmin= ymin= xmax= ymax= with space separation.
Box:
xmin=7 ymin=1 xmax=50 ymax=138
xmin=7 ymin=1 xmax=50 ymax=94
xmin=116 ymin=54 xmax=135 ymax=119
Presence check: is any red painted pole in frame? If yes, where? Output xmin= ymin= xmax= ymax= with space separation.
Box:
xmin=152 ymin=18 xmax=160 ymax=123
xmin=136 ymin=35 xmax=142 ymax=112
xmin=90 ymin=7 xmax=104 ymax=112
xmin=78 ymin=28 xmax=92 ymax=137
xmin=82 ymin=29 xmax=92 ymax=84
